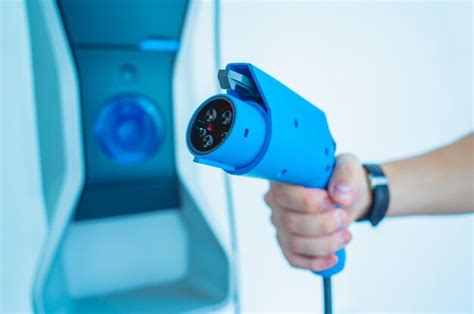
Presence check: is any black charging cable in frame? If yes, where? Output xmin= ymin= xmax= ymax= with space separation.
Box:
xmin=323 ymin=277 xmax=333 ymax=314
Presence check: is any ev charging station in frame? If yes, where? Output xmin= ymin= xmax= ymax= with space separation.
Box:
xmin=25 ymin=0 xmax=237 ymax=312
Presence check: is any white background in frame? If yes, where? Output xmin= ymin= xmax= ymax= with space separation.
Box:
xmin=2 ymin=0 xmax=473 ymax=313
xmin=221 ymin=1 xmax=473 ymax=313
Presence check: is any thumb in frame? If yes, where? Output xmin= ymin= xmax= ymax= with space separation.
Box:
xmin=328 ymin=154 xmax=361 ymax=207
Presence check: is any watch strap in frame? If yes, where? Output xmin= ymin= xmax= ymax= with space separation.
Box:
xmin=358 ymin=163 xmax=390 ymax=227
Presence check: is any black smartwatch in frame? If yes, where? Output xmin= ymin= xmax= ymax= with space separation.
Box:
xmin=358 ymin=164 xmax=390 ymax=226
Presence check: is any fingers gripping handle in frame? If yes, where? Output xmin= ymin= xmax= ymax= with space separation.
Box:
xmin=313 ymin=249 xmax=346 ymax=278
xmin=313 ymin=204 xmax=346 ymax=278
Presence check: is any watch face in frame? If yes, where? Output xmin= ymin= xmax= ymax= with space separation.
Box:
xmin=189 ymin=98 xmax=234 ymax=153
xmin=370 ymin=175 xmax=389 ymax=188
xmin=362 ymin=164 xmax=390 ymax=227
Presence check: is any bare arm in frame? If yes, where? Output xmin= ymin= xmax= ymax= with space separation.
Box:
xmin=382 ymin=133 xmax=474 ymax=216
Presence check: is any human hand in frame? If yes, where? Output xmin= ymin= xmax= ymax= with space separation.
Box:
xmin=264 ymin=154 xmax=371 ymax=271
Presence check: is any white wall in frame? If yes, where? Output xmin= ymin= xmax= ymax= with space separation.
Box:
xmin=1 ymin=0 xmax=472 ymax=313
xmin=220 ymin=1 xmax=473 ymax=313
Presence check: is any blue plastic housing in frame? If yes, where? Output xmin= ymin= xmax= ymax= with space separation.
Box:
xmin=187 ymin=63 xmax=345 ymax=277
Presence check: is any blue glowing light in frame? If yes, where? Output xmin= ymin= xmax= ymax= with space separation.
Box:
xmin=138 ymin=39 xmax=180 ymax=52
xmin=94 ymin=95 xmax=165 ymax=164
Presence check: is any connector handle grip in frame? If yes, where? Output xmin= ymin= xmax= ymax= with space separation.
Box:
xmin=313 ymin=248 xmax=345 ymax=278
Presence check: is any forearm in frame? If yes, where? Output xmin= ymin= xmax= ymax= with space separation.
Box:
xmin=381 ymin=133 xmax=474 ymax=217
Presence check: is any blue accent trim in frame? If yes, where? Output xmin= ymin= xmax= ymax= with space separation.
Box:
xmin=194 ymin=157 xmax=236 ymax=172
xmin=139 ymin=39 xmax=180 ymax=52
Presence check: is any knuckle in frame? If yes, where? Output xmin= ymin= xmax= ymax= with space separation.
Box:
xmin=275 ymin=232 xmax=281 ymax=244
xmin=287 ymin=256 xmax=298 ymax=268
xmin=289 ymin=236 xmax=302 ymax=252
xmin=272 ymin=189 xmax=285 ymax=206
xmin=277 ymin=232 xmax=289 ymax=248
xmin=264 ymin=192 xmax=273 ymax=206
xmin=282 ymin=212 xmax=295 ymax=231
xmin=276 ymin=232 xmax=286 ymax=249
xmin=270 ymin=213 xmax=276 ymax=227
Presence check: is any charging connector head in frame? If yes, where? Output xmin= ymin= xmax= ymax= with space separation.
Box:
xmin=189 ymin=98 xmax=234 ymax=154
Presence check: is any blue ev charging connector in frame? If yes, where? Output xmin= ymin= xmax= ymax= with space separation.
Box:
xmin=186 ymin=63 xmax=344 ymax=313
